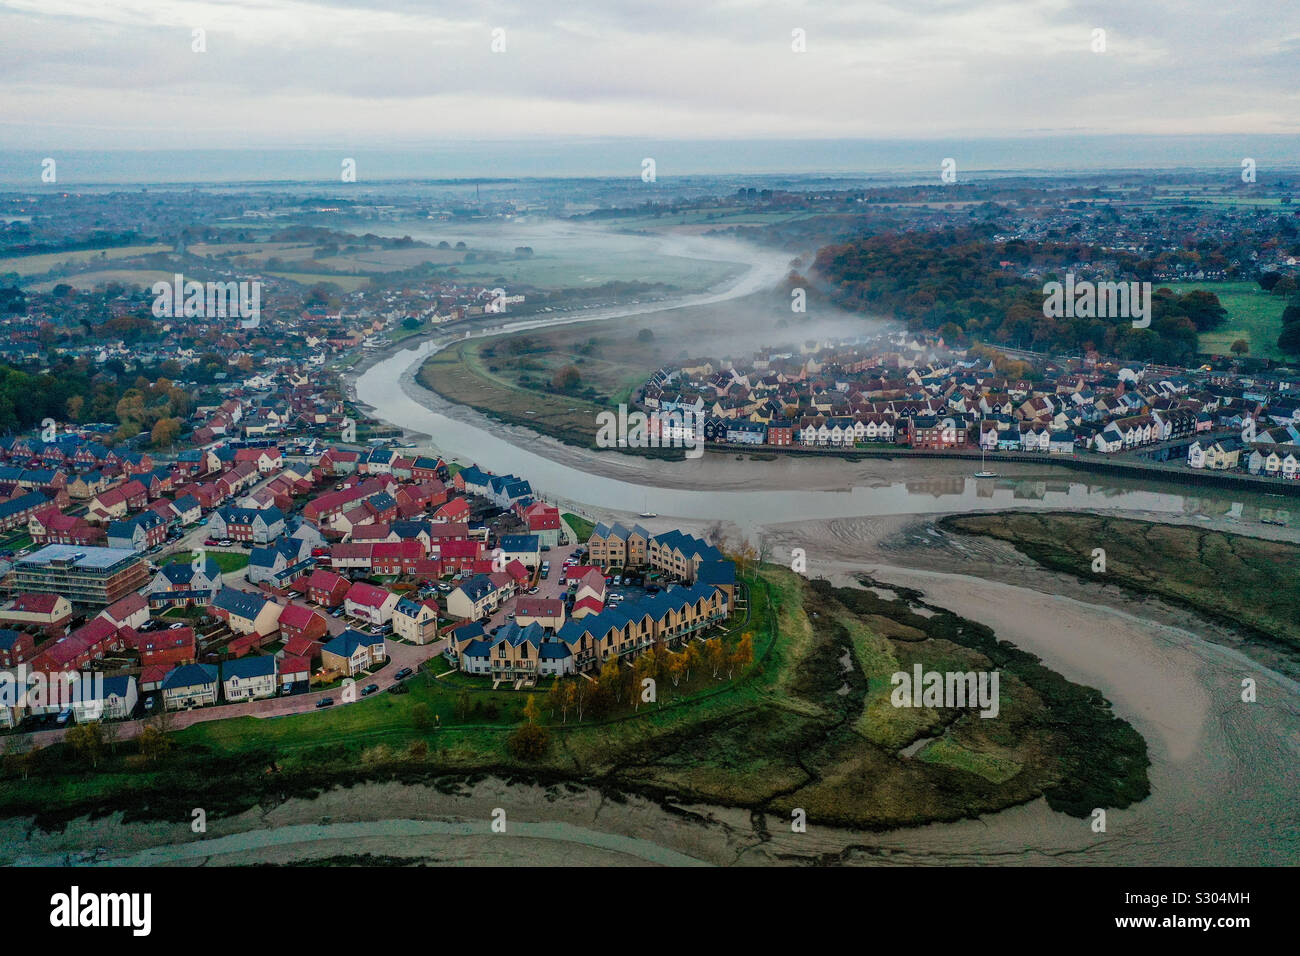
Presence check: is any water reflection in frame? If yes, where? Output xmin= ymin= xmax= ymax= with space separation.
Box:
xmin=356 ymin=341 xmax=1291 ymax=535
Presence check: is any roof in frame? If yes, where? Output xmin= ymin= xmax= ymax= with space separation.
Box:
xmin=161 ymin=663 xmax=219 ymax=690
xmin=345 ymin=581 xmax=394 ymax=608
xmin=322 ymin=629 xmax=383 ymax=658
xmin=210 ymin=588 xmax=273 ymax=620
xmin=223 ymin=655 xmax=278 ymax=680
xmin=17 ymin=544 xmax=140 ymax=571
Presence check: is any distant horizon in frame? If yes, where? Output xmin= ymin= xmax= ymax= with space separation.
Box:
xmin=3 ymin=134 xmax=1300 ymax=189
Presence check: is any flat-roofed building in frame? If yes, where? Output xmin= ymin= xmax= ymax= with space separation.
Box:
xmin=3 ymin=544 xmax=149 ymax=606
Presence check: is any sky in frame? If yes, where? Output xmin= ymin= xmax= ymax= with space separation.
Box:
xmin=1 ymin=0 xmax=1297 ymax=151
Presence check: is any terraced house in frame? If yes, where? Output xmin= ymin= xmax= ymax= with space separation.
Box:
xmin=207 ymin=505 xmax=285 ymax=544
xmin=451 ymin=582 xmax=731 ymax=680
xmin=587 ymin=522 xmax=652 ymax=569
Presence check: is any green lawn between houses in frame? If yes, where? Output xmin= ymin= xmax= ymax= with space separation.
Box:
xmin=164 ymin=550 xmax=250 ymax=573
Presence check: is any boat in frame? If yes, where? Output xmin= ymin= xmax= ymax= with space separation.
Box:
xmin=974 ymin=446 xmax=998 ymax=479
xmin=639 ymin=512 xmax=658 ymax=519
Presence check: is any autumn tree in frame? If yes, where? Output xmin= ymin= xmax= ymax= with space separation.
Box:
xmin=633 ymin=650 xmax=657 ymax=711
xmin=137 ymin=724 xmax=171 ymax=763
xmin=705 ymin=638 xmax=727 ymax=679
xmin=667 ymin=651 xmax=687 ymax=687
xmin=729 ymin=633 xmax=754 ymax=679
xmin=66 ymin=721 xmax=105 ymax=768
xmin=522 ymin=693 xmax=540 ymax=725
xmin=507 ymin=721 xmax=549 ymax=761
xmin=598 ymin=656 xmax=625 ymax=705
xmin=151 ymin=417 xmax=182 ymax=448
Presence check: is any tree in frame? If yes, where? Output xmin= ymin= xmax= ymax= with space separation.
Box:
xmin=151 ymin=417 xmax=182 ymax=448
xmin=637 ymin=328 xmax=654 ymax=343
xmin=598 ymin=656 xmax=624 ymax=705
xmin=138 ymin=723 xmax=171 ymax=763
xmin=522 ymin=693 xmax=540 ymax=725
xmin=729 ymin=633 xmax=754 ymax=679
xmin=507 ymin=721 xmax=549 ymax=760
xmin=412 ymin=702 xmax=433 ymax=731
xmin=455 ymin=689 xmax=471 ymax=720
xmin=705 ymin=638 xmax=727 ymax=679
xmin=1278 ymin=320 xmax=1300 ymax=356
xmin=551 ymin=365 xmax=582 ymax=392
xmin=683 ymin=642 xmax=701 ymax=682
xmin=66 ymin=721 xmax=105 ymax=768
xmin=668 ymin=651 xmax=687 ymax=687
xmin=633 ymin=650 xmax=657 ymax=711
xmin=2 ymin=733 xmax=34 ymax=780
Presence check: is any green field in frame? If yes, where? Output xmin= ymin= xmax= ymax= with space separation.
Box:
xmin=1171 ymin=280 xmax=1288 ymax=360
xmin=264 ymin=271 xmax=371 ymax=291
xmin=0 ymin=244 xmax=170 ymax=277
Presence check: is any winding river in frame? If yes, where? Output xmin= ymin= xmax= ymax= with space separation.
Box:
xmin=343 ymin=232 xmax=1300 ymax=866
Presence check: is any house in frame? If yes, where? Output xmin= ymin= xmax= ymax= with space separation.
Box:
xmin=587 ymin=522 xmax=652 ymax=569
xmin=0 ymin=629 xmax=36 ymax=667
xmin=498 ymin=533 xmax=541 ymax=569
xmin=147 ymin=558 xmax=222 ymax=605
xmin=136 ymin=626 xmax=197 ymax=668
xmin=458 ymin=621 xmax=545 ymax=679
xmin=513 ymin=597 xmax=566 ymax=631
xmin=105 ymin=511 xmax=169 ymax=551
xmin=222 ymin=655 xmax=279 ymax=702
xmin=98 ymin=592 xmax=150 ymax=632
xmin=70 ymin=674 xmax=138 ymax=722
xmin=305 ymin=568 xmax=351 ymax=608
xmin=392 ymin=597 xmax=441 ymax=644
xmin=446 ymin=574 xmax=501 ymax=621
xmin=277 ymin=603 xmax=329 ymax=644
xmin=161 ymin=663 xmax=220 ymax=710
xmin=523 ymin=502 xmax=563 ymax=548
xmin=209 ymin=588 xmax=283 ymax=636
xmin=207 ymin=505 xmax=285 ymax=544
xmin=1190 ymin=438 xmax=1244 ymax=471
xmin=320 ymin=629 xmax=386 ymax=676
xmin=0 ymin=592 xmax=73 ymax=632
xmin=343 ymin=581 xmax=400 ymax=625
xmin=248 ymin=537 xmax=313 ymax=587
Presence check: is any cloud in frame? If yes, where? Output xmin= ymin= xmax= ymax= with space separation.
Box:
xmin=1 ymin=0 xmax=1297 ymax=148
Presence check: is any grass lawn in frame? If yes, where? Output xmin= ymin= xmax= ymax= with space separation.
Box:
xmin=562 ymin=513 xmax=596 ymax=542
xmin=165 ymin=550 xmax=250 ymax=573
xmin=1172 ymin=280 xmax=1288 ymax=360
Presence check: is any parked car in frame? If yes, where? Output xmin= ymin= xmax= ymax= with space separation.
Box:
xmin=56 ymin=708 xmax=72 ymax=725
xmin=361 ymin=683 xmax=379 ymax=696
xmin=394 ymin=667 xmax=413 ymax=681
xmin=316 ymin=697 xmax=334 ymax=708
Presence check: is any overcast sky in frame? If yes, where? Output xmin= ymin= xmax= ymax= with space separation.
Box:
xmin=2 ymin=0 xmax=1297 ymax=149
